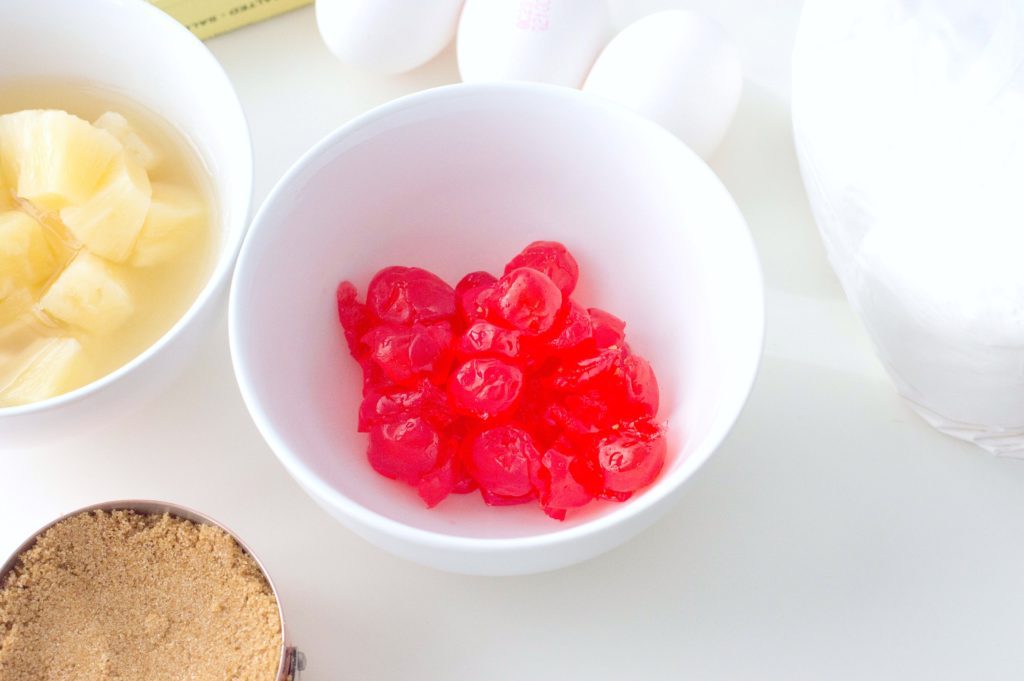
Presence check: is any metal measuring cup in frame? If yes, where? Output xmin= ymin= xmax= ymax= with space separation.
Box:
xmin=0 ymin=500 xmax=306 ymax=680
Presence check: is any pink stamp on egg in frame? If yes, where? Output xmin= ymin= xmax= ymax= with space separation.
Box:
xmin=515 ymin=0 xmax=552 ymax=31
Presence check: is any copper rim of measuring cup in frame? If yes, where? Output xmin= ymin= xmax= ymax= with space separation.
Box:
xmin=0 ymin=499 xmax=306 ymax=680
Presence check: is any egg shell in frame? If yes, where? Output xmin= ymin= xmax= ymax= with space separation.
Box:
xmin=316 ymin=0 xmax=465 ymax=75
xmin=457 ymin=0 xmax=611 ymax=87
xmin=583 ymin=9 xmax=743 ymax=159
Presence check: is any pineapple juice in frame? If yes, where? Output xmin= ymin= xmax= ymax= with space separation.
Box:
xmin=0 ymin=81 xmax=216 ymax=406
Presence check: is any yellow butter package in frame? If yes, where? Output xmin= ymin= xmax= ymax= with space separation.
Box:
xmin=149 ymin=0 xmax=312 ymax=40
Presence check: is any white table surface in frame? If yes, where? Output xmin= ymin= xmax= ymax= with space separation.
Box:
xmin=6 ymin=3 xmax=1024 ymax=679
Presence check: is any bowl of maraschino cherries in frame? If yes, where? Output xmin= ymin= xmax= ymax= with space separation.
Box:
xmin=230 ymin=83 xmax=763 ymax=575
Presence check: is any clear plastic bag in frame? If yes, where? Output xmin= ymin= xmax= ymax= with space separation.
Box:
xmin=792 ymin=0 xmax=1024 ymax=454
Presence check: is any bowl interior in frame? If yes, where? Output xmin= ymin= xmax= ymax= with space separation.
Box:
xmin=233 ymin=84 xmax=761 ymax=541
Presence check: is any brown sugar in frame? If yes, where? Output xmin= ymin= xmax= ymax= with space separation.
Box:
xmin=0 ymin=509 xmax=282 ymax=680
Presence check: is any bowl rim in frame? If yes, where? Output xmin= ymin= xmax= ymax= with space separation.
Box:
xmin=0 ymin=0 xmax=254 ymax=418
xmin=229 ymin=81 xmax=764 ymax=551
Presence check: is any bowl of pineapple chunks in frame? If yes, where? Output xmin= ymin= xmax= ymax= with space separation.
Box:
xmin=0 ymin=0 xmax=252 ymax=448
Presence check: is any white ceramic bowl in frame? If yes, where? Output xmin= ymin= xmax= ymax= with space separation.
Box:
xmin=231 ymin=83 xmax=762 ymax=575
xmin=0 ymin=0 xmax=252 ymax=448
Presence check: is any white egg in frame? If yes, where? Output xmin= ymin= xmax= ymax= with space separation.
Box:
xmin=457 ymin=0 xmax=611 ymax=87
xmin=583 ymin=10 xmax=743 ymax=159
xmin=316 ymin=0 xmax=465 ymax=75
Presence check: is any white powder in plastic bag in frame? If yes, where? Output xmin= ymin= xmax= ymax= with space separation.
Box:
xmin=792 ymin=0 xmax=1024 ymax=454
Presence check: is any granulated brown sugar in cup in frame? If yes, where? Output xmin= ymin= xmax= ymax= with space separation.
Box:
xmin=0 ymin=509 xmax=282 ymax=680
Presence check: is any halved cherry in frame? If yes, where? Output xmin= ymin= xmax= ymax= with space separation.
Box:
xmin=416 ymin=442 xmax=475 ymax=507
xmin=362 ymin=321 xmax=453 ymax=386
xmin=367 ymin=266 xmax=456 ymax=325
xmin=504 ymin=241 xmax=579 ymax=296
xmin=417 ymin=461 xmax=454 ymax=508
xmin=537 ymin=440 xmax=593 ymax=518
xmin=358 ymin=379 xmax=453 ymax=432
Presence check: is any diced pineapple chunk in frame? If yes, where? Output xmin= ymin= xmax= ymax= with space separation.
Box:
xmin=0 ymin=110 xmax=121 ymax=210
xmin=0 ymin=288 xmax=33 ymax=327
xmin=0 ymin=211 xmax=58 ymax=297
xmin=0 ymin=337 xmax=88 ymax=406
xmin=0 ymin=169 xmax=13 ymax=211
xmin=39 ymin=252 xmax=133 ymax=335
xmin=94 ymin=111 xmax=161 ymax=171
xmin=0 ymin=306 xmax=46 ymax=353
xmin=60 ymin=153 xmax=152 ymax=262
xmin=131 ymin=183 xmax=205 ymax=267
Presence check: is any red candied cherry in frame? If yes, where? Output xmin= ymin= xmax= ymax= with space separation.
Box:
xmin=537 ymin=440 xmax=594 ymax=520
xmin=416 ymin=445 xmax=476 ymax=508
xmin=539 ymin=401 xmax=592 ymax=441
xmin=548 ymin=350 xmax=660 ymax=427
xmin=547 ymin=345 xmax=622 ymax=391
xmin=358 ymin=386 xmax=385 ymax=432
xmin=547 ymin=344 xmax=658 ymax=413
xmin=504 ymin=241 xmax=580 ymax=296
xmin=455 ymin=271 xmax=496 ymax=298
xmin=363 ymin=321 xmax=453 ymax=386
xmin=570 ymin=444 xmax=630 ymax=503
xmin=552 ymin=437 xmax=636 ymax=504
xmin=367 ymin=266 xmax=456 ymax=325
xmin=512 ymin=379 xmax=557 ymax=445
xmin=459 ymin=321 xmax=522 ymax=360
xmin=544 ymin=301 xmax=593 ymax=352
xmin=495 ymin=267 xmax=563 ymax=335
xmin=588 ymin=308 xmax=626 ymax=349
xmin=417 ymin=461 xmax=454 ymax=508
xmin=367 ymin=417 xmax=444 ymax=485
xmin=448 ymin=358 xmax=524 ymax=421
xmin=619 ymin=353 xmax=660 ymax=418
xmin=545 ymin=389 xmax=612 ymax=438
xmin=586 ymin=350 xmax=660 ymax=421
xmin=592 ymin=423 xmax=666 ymax=494
xmin=358 ymin=379 xmax=453 ymax=432
xmin=454 ymin=271 xmax=498 ymax=324
xmin=468 ymin=425 xmax=541 ymax=500
xmin=360 ymin=356 xmax=397 ymax=397
xmin=336 ymin=282 xmax=373 ymax=358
